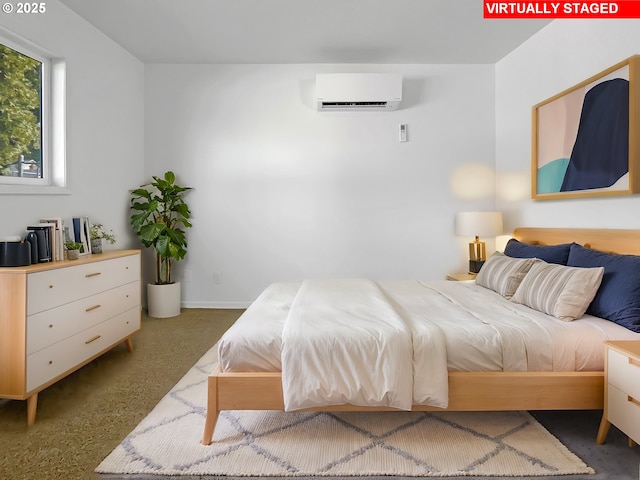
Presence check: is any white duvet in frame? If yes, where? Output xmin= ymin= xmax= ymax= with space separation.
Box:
xmin=218 ymin=279 xmax=640 ymax=411
xmin=281 ymin=279 xmax=414 ymax=411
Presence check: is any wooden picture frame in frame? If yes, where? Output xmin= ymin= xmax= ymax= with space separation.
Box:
xmin=532 ymin=55 xmax=640 ymax=200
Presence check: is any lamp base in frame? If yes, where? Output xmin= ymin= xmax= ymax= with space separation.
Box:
xmin=469 ymin=260 xmax=485 ymax=274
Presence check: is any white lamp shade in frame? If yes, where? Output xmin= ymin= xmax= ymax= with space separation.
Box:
xmin=455 ymin=211 xmax=503 ymax=237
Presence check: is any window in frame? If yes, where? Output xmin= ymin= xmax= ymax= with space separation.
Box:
xmin=0 ymin=29 xmax=66 ymax=194
xmin=0 ymin=43 xmax=42 ymax=179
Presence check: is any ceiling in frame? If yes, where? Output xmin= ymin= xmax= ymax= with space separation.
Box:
xmin=58 ymin=0 xmax=551 ymax=64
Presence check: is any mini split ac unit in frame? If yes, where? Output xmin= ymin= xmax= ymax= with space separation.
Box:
xmin=316 ymin=73 xmax=402 ymax=111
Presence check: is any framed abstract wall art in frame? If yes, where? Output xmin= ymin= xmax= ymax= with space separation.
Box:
xmin=532 ymin=55 xmax=640 ymax=200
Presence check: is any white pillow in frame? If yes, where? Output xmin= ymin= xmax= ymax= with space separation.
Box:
xmin=510 ymin=261 xmax=604 ymax=321
xmin=475 ymin=252 xmax=538 ymax=299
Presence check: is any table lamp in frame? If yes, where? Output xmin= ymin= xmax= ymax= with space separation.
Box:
xmin=455 ymin=211 xmax=503 ymax=273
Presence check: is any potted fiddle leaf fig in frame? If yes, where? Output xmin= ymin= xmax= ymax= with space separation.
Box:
xmin=130 ymin=171 xmax=192 ymax=318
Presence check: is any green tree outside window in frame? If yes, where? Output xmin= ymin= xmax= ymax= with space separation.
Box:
xmin=0 ymin=43 xmax=42 ymax=177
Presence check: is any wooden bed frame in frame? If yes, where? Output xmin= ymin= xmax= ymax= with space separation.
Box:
xmin=202 ymin=227 xmax=640 ymax=445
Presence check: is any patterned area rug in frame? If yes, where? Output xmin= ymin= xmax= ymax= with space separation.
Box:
xmin=96 ymin=345 xmax=594 ymax=477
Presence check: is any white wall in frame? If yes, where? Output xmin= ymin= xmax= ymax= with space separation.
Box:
xmin=495 ymin=20 xmax=640 ymax=231
xmin=145 ymin=64 xmax=497 ymax=306
xmin=4 ymin=10 xmax=638 ymax=308
xmin=0 ymin=0 xmax=144 ymax=248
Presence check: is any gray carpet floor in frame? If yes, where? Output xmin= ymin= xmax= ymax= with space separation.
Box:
xmin=1 ymin=308 xmax=639 ymax=479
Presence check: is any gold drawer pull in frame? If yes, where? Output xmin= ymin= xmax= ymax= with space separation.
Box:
xmin=629 ymin=358 xmax=640 ymax=368
xmin=85 ymin=304 xmax=101 ymax=312
xmin=85 ymin=335 xmax=101 ymax=344
xmin=628 ymin=396 xmax=640 ymax=408
xmin=85 ymin=272 xmax=102 ymax=278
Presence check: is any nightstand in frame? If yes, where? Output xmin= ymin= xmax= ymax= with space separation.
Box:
xmin=446 ymin=273 xmax=477 ymax=281
xmin=596 ymin=341 xmax=640 ymax=446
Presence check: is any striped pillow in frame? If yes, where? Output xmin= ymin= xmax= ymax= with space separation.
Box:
xmin=475 ymin=252 xmax=538 ymax=299
xmin=510 ymin=261 xmax=604 ymax=321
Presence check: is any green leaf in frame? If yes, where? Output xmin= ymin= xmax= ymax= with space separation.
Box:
xmin=139 ymin=222 xmax=165 ymax=243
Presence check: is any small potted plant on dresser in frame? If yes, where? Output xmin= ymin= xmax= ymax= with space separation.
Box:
xmin=89 ymin=223 xmax=116 ymax=254
xmin=65 ymin=241 xmax=83 ymax=260
xmin=130 ymin=171 xmax=192 ymax=318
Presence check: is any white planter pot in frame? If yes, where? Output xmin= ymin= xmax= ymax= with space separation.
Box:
xmin=147 ymin=282 xmax=181 ymax=318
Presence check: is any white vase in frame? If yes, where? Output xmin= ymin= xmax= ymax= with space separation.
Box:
xmin=147 ymin=282 xmax=181 ymax=318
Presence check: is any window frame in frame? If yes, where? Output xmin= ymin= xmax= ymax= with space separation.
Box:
xmin=0 ymin=28 xmax=67 ymax=195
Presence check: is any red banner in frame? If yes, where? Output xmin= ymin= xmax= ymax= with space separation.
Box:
xmin=484 ymin=1 xmax=640 ymax=18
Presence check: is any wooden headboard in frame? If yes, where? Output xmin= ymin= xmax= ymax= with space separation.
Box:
xmin=513 ymin=228 xmax=640 ymax=256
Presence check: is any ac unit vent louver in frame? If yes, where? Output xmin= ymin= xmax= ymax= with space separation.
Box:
xmin=321 ymin=102 xmax=389 ymax=109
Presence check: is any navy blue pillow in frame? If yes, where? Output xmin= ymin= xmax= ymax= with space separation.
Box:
xmin=567 ymin=243 xmax=640 ymax=333
xmin=504 ymin=238 xmax=572 ymax=265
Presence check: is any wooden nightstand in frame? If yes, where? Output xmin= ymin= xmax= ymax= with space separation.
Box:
xmin=446 ymin=273 xmax=477 ymax=281
xmin=596 ymin=341 xmax=640 ymax=446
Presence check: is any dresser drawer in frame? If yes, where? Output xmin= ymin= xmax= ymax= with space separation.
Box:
xmin=27 ymin=281 xmax=140 ymax=355
xmin=608 ymin=384 xmax=640 ymax=444
xmin=26 ymin=307 xmax=140 ymax=392
xmin=27 ymin=255 xmax=140 ymax=315
xmin=608 ymin=348 xmax=640 ymax=400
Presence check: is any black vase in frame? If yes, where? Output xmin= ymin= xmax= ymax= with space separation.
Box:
xmin=26 ymin=232 xmax=38 ymax=264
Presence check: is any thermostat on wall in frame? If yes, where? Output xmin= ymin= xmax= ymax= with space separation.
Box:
xmin=399 ymin=124 xmax=407 ymax=142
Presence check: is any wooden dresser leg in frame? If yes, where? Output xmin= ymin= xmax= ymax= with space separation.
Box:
xmin=27 ymin=393 xmax=38 ymax=426
xmin=125 ymin=337 xmax=134 ymax=353
xmin=201 ymin=375 xmax=219 ymax=445
xmin=596 ymin=414 xmax=610 ymax=445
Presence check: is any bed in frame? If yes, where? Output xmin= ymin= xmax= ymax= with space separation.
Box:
xmin=202 ymin=227 xmax=640 ymax=445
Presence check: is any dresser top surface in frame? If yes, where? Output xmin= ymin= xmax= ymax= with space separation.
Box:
xmin=0 ymin=250 xmax=140 ymax=274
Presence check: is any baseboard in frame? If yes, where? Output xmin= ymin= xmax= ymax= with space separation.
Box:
xmin=180 ymin=301 xmax=251 ymax=309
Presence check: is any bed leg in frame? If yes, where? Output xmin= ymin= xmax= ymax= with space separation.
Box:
xmin=201 ymin=373 xmax=220 ymax=445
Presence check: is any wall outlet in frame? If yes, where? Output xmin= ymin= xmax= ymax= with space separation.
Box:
xmin=213 ymin=271 xmax=222 ymax=284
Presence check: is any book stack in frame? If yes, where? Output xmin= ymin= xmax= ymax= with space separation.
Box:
xmin=39 ymin=217 xmax=64 ymax=261
xmin=26 ymin=224 xmax=53 ymax=262
xmin=26 ymin=218 xmax=64 ymax=262
xmin=25 ymin=216 xmax=92 ymax=262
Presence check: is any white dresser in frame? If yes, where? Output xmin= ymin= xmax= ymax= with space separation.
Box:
xmin=597 ymin=340 xmax=640 ymax=446
xmin=0 ymin=250 xmax=141 ymax=425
